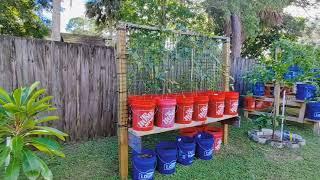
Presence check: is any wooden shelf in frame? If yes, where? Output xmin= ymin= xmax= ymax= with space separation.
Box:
xmin=128 ymin=114 xmax=238 ymax=137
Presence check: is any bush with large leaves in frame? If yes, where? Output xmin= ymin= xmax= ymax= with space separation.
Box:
xmin=0 ymin=82 xmax=68 ymax=180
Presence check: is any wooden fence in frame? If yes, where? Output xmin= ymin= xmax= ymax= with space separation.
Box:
xmin=230 ymin=57 xmax=257 ymax=95
xmin=0 ymin=36 xmax=117 ymax=141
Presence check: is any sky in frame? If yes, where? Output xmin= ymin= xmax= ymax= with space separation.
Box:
xmin=60 ymin=0 xmax=320 ymax=32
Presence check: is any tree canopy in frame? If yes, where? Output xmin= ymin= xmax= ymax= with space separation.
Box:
xmin=0 ymin=0 xmax=51 ymax=38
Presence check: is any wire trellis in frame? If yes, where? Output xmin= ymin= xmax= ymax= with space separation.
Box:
xmin=125 ymin=24 xmax=225 ymax=95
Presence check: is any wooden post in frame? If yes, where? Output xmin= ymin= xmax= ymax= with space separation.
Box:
xmin=117 ymin=24 xmax=129 ymax=180
xmin=223 ymin=39 xmax=230 ymax=144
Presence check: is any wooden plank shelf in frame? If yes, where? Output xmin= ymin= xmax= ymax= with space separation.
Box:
xmin=128 ymin=114 xmax=238 ymax=137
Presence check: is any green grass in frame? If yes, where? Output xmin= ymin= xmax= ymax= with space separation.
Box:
xmin=6 ymin=119 xmax=320 ymax=179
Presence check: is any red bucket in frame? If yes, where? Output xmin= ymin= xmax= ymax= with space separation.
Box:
xmin=244 ymin=96 xmax=255 ymax=110
xmin=208 ymin=93 xmax=225 ymax=118
xmin=192 ymin=95 xmax=209 ymax=121
xmin=179 ymin=127 xmax=198 ymax=137
xmin=131 ymin=101 xmax=156 ymax=131
xmin=176 ymin=96 xmax=194 ymax=124
xmin=204 ymin=126 xmax=223 ymax=152
xmin=155 ymin=98 xmax=177 ymax=128
xmin=224 ymin=92 xmax=239 ymax=115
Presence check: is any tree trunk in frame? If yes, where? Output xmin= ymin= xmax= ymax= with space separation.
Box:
xmin=52 ymin=0 xmax=61 ymax=41
xmin=231 ymin=14 xmax=242 ymax=61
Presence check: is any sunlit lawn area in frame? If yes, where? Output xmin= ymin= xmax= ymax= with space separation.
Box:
xmin=35 ymin=119 xmax=320 ymax=180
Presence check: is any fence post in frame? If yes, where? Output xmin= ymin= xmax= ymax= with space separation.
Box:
xmin=223 ymin=39 xmax=231 ymax=144
xmin=117 ymin=24 xmax=129 ymax=180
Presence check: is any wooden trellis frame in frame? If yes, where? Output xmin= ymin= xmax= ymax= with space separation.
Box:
xmin=116 ymin=23 xmax=232 ymax=180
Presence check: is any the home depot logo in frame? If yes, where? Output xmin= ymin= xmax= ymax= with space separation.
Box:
xmin=138 ymin=112 xmax=154 ymax=128
xmin=230 ymin=100 xmax=238 ymax=113
xmin=184 ymin=106 xmax=193 ymax=121
xmin=179 ymin=150 xmax=195 ymax=159
xmin=138 ymin=170 xmax=154 ymax=180
xmin=314 ymin=112 xmax=320 ymax=118
xmin=199 ymin=104 xmax=208 ymax=118
xmin=164 ymin=161 xmax=176 ymax=171
xmin=163 ymin=108 xmax=175 ymax=125
xmin=204 ymin=149 xmax=213 ymax=157
xmin=216 ymin=103 xmax=224 ymax=115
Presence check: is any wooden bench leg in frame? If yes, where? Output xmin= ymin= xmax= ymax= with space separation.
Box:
xmin=244 ymin=111 xmax=249 ymax=119
xmin=314 ymin=122 xmax=320 ymax=135
xmin=223 ymin=124 xmax=228 ymax=144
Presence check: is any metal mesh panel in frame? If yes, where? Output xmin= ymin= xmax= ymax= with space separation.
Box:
xmin=125 ymin=25 xmax=225 ymax=95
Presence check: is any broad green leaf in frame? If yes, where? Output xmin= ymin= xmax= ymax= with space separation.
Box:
xmin=2 ymin=103 xmax=20 ymax=113
xmin=26 ymin=89 xmax=46 ymax=111
xmin=22 ymin=150 xmax=41 ymax=180
xmin=5 ymin=153 xmax=21 ymax=180
xmin=12 ymin=88 xmax=22 ymax=106
xmin=36 ymin=156 xmax=53 ymax=180
xmin=35 ymin=116 xmax=59 ymax=124
xmin=35 ymin=126 xmax=68 ymax=141
xmin=28 ymin=104 xmax=51 ymax=115
xmin=11 ymin=136 xmax=23 ymax=158
xmin=0 ymin=87 xmax=11 ymax=103
xmin=33 ymin=96 xmax=53 ymax=107
xmin=31 ymin=138 xmax=65 ymax=157
xmin=0 ymin=146 xmax=11 ymax=167
xmin=27 ymin=82 xmax=40 ymax=100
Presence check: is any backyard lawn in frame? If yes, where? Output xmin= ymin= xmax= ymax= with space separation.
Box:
xmin=39 ymin=119 xmax=320 ymax=180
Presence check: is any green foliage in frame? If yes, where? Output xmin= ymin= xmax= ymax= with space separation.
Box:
xmin=86 ymin=0 xmax=215 ymax=34
xmin=243 ymin=64 xmax=272 ymax=85
xmin=242 ymin=15 xmax=307 ymax=59
xmin=127 ymin=29 xmax=223 ymax=94
xmin=0 ymin=0 xmax=49 ymax=38
xmin=66 ymin=17 xmax=99 ymax=35
xmin=0 ymin=82 xmax=68 ymax=180
xmin=254 ymin=113 xmax=282 ymax=130
xmin=205 ymin=0 xmax=291 ymax=36
xmin=266 ymin=40 xmax=319 ymax=83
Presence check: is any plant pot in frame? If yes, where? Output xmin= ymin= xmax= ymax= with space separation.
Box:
xmin=255 ymin=99 xmax=265 ymax=110
xmin=306 ymin=101 xmax=320 ymax=120
xmin=253 ymin=82 xmax=265 ymax=96
xmin=244 ymin=96 xmax=255 ymax=110
xmin=296 ymin=84 xmax=316 ymax=100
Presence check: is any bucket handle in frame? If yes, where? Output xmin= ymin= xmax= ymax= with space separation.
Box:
xmin=130 ymin=106 xmax=158 ymax=117
xmin=196 ymin=139 xmax=214 ymax=152
xmin=156 ymin=149 xmax=178 ymax=164
xmin=132 ymin=158 xmax=157 ymax=174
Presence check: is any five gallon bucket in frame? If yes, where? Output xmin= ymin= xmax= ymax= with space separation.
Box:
xmin=244 ymin=96 xmax=255 ymax=110
xmin=306 ymin=102 xmax=320 ymax=120
xmin=195 ymin=133 xmax=214 ymax=160
xmin=224 ymin=92 xmax=239 ymax=115
xmin=204 ymin=127 xmax=223 ymax=152
xmin=176 ymin=96 xmax=194 ymax=124
xmin=253 ymin=82 xmax=265 ymax=96
xmin=208 ymin=93 xmax=225 ymax=118
xmin=193 ymin=96 xmax=209 ymax=121
xmin=132 ymin=149 xmax=157 ymax=180
xmin=179 ymin=127 xmax=198 ymax=138
xmin=176 ymin=136 xmax=196 ymax=165
xmin=156 ymin=142 xmax=177 ymax=175
xmin=296 ymin=84 xmax=316 ymax=100
xmin=155 ymin=98 xmax=177 ymax=128
xmin=131 ymin=101 xmax=156 ymax=131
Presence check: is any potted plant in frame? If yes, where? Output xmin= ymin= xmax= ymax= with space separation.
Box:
xmin=243 ymin=92 xmax=255 ymax=111
xmin=0 ymin=82 xmax=68 ymax=180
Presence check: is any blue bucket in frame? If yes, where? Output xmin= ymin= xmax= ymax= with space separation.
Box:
xmin=284 ymin=65 xmax=302 ymax=80
xmin=176 ymin=136 xmax=196 ymax=166
xmin=253 ymin=82 xmax=265 ymax=96
xmin=306 ymin=102 xmax=320 ymax=120
xmin=132 ymin=149 xmax=157 ymax=180
xmin=195 ymin=133 xmax=214 ymax=160
xmin=296 ymin=84 xmax=316 ymax=100
xmin=156 ymin=141 xmax=177 ymax=175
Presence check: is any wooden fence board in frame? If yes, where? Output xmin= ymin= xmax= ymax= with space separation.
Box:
xmin=0 ymin=36 xmax=117 ymax=141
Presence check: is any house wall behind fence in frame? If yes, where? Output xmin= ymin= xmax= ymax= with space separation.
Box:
xmin=0 ymin=36 xmax=117 ymax=141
